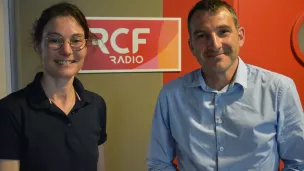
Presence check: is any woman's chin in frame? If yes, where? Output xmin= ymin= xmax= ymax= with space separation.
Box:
xmin=46 ymin=69 xmax=79 ymax=79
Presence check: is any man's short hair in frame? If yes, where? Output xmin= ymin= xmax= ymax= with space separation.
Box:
xmin=187 ymin=0 xmax=239 ymax=34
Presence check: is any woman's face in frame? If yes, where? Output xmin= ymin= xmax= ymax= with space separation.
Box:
xmin=39 ymin=16 xmax=87 ymax=79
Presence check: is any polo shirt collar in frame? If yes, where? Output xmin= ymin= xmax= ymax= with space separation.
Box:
xmin=25 ymin=72 xmax=92 ymax=109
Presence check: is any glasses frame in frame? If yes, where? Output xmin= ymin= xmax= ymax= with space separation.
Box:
xmin=45 ymin=34 xmax=88 ymax=51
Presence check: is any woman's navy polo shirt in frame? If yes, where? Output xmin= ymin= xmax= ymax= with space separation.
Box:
xmin=0 ymin=72 xmax=107 ymax=171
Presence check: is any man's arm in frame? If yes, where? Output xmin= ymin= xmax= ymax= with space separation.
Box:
xmin=0 ymin=160 xmax=19 ymax=171
xmin=147 ymin=89 xmax=178 ymax=171
xmin=97 ymin=145 xmax=105 ymax=171
xmin=277 ymin=78 xmax=304 ymax=171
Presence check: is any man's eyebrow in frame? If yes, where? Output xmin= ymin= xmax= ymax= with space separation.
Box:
xmin=192 ymin=24 xmax=233 ymax=35
xmin=193 ymin=29 xmax=206 ymax=35
xmin=216 ymin=25 xmax=232 ymax=30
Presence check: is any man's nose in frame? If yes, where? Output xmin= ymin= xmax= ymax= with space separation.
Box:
xmin=207 ymin=33 xmax=221 ymax=51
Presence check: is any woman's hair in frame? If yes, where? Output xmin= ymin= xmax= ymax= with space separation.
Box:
xmin=31 ymin=2 xmax=95 ymax=52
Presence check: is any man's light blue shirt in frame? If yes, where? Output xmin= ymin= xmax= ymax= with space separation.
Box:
xmin=147 ymin=58 xmax=304 ymax=171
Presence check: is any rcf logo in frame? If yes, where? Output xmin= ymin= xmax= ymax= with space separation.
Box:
xmin=82 ymin=17 xmax=181 ymax=73
xmin=90 ymin=28 xmax=150 ymax=64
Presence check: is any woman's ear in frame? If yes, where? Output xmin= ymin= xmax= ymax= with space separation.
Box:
xmin=33 ymin=42 xmax=42 ymax=55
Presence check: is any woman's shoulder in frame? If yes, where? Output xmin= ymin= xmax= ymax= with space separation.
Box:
xmin=0 ymin=88 xmax=27 ymax=109
xmin=83 ymin=90 xmax=106 ymax=106
xmin=0 ymin=87 xmax=29 ymax=118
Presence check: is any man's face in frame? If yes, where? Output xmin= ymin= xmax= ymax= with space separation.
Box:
xmin=188 ymin=7 xmax=245 ymax=75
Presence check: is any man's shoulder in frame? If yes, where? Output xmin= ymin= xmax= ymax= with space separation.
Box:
xmin=246 ymin=64 xmax=294 ymax=86
xmin=161 ymin=69 xmax=200 ymax=93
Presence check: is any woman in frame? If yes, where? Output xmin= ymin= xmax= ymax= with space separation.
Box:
xmin=0 ymin=2 xmax=107 ymax=171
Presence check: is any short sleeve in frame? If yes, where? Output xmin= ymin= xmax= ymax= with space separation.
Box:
xmin=0 ymin=103 xmax=21 ymax=159
xmin=98 ymin=97 xmax=107 ymax=145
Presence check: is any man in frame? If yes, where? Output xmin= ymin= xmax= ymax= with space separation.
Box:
xmin=146 ymin=0 xmax=304 ymax=170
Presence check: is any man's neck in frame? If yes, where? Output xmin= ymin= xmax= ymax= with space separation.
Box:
xmin=203 ymin=59 xmax=239 ymax=91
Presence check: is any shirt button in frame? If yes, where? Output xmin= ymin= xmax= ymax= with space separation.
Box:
xmin=67 ymin=123 xmax=72 ymax=127
xmin=219 ymin=147 xmax=224 ymax=152
xmin=216 ymin=119 xmax=223 ymax=124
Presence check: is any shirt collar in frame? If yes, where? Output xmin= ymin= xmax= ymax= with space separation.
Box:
xmin=25 ymin=72 xmax=92 ymax=109
xmin=232 ymin=57 xmax=248 ymax=89
xmin=188 ymin=57 xmax=248 ymax=90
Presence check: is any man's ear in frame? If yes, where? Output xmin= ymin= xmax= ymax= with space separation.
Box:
xmin=188 ymin=38 xmax=194 ymax=52
xmin=238 ymin=27 xmax=245 ymax=47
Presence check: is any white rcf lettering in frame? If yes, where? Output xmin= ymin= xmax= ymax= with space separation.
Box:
xmin=90 ymin=28 xmax=150 ymax=54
